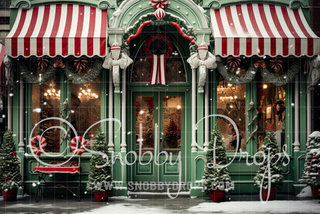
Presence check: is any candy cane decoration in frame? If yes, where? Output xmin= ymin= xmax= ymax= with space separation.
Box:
xmin=270 ymin=57 xmax=283 ymax=72
xmin=227 ymin=56 xmax=241 ymax=72
xmin=70 ymin=136 xmax=87 ymax=155
xmin=74 ymin=57 xmax=88 ymax=74
xmin=30 ymin=135 xmax=47 ymax=156
xmin=151 ymin=0 xmax=168 ymax=9
xmin=37 ymin=56 xmax=49 ymax=72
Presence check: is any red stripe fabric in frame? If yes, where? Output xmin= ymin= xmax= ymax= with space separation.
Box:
xmin=100 ymin=10 xmax=108 ymax=56
xmin=75 ymin=5 xmax=84 ymax=56
xmin=87 ymin=7 xmax=96 ymax=56
xmin=294 ymin=10 xmax=313 ymax=56
xmin=236 ymin=5 xmax=252 ymax=55
xmin=225 ymin=6 xmax=239 ymax=56
xmin=62 ymin=4 xmax=73 ymax=56
xmin=247 ymin=4 xmax=264 ymax=56
xmin=50 ymin=4 xmax=62 ymax=56
xmin=12 ymin=10 xmax=27 ymax=57
xmin=24 ymin=7 xmax=38 ymax=56
xmin=258 ymin=4 xmax=275 ymax=56
xmin=270 ymin=5 xmax=288 ymax=56
xmin=214 ymin=10 xmax=227 ymax=56
xmin=37 ymin=5 xmax=50 ymax=56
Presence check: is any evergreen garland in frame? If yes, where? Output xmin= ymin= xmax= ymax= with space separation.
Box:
xmin=0 ymin=130 xmax=23 ymax=191
xmin=299 ymin=131 xmax=320 ymax=186
xmin=253 ymin=131 xmax=283 ymax=190
xmin=86 ymin=127 xmax=112 ymax=192
xmin=202 ymin=124 xmax=233 ymax=194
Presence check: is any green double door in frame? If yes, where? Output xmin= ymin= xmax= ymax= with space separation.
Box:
xmin=130 ymin=92 xmax=185 ymax=182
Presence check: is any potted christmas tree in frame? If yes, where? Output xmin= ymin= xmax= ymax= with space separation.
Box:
xmin=299 ymin=131 xmax=320 ymax=197
xmin=253 ymin=126 xmax=283 ymax=201
xmin=202 ymin=124 xmax=233 ymax=202
xmin=86 ymin=127 xmax=112 ymax=202
xmin=0 ymin=130 xmax=23 ymax=201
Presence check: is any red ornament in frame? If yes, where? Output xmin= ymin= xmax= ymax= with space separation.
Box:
xmin=227 ymin=56 xmax=241 ymax=72
xmin=12 ymin=151 xmax=16 ymax=156
xmin=74 ymin=57 xmax=88 ymax=74
xmin=37 ymin=56 xmax=49 ymax=72
xmin=5 ymin=177 xmax=9 ymax=181
xmin=53 ymin=57 xmax=65 ymax=68
xmin=151 ymin=0 xmax=168 ymax=9
xmin=155 ymin=8 xmax=166 ymax=20
xmin=270 ymin=57 xmax=283 ymax=72
xmin=266 ymin=124 xmax=276 ymax=132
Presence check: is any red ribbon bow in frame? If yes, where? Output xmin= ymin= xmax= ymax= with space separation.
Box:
xmin=151 ymin=0 xmax=168 ymax=9
xmin=254 ymin=59 xmax=266 ymax=68
xmin=270 ymin=57 xmax=283 ymax=72
xmin=227 ymin=56 xmax=241 ymax=72
xmin=53 ymin=57 xmax=65 ymax=68
xmin=37 ymin=56 xmax=49 ymax=72
xmin=74 ymin=57 xmax=88 ymax=74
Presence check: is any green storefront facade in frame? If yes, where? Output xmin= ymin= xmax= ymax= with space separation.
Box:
xmin=3 ymin=0 xmax=319 ymax=198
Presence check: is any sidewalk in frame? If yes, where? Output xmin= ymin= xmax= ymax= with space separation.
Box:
xmin=0 ymin=193 xmax=319 ymax=214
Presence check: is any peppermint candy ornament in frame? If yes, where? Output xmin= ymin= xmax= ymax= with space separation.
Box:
xmin=74 ymin=57 xmax=88 ymax=74
xmin=270 ymin=57 xmax=283 ymax=72
xmin=227 ymin=56 xmax=241 ymax=72
xmin=53 ymin=57 xmax=65 ymax=68
xmin=254 ymin=59 xmax=266 ymax=69
xmin=151 ymin=0 xmax=168 ymax=9
xmin=37 ymin=56 xmax=49 ymax=72
xmin=30 ymin=135 xmax=47 ymax=156
xmin=71 ymin=136 xmax=87 ymax=155
xmin=155 ymin=8 xmax=166 ymax=20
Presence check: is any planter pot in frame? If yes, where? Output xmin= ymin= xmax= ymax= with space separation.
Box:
xmin=210 ymin=190 xmax=225 ymax=202
xmin=2 ymin=189 xmax=17 ymax=201
xmin=94 ymin=191 xmax=110 ymax=202
xmin=311 ymin=186 xmax=320 ymax=198
xmin=262 ymin=188 xmax=276 ymax=201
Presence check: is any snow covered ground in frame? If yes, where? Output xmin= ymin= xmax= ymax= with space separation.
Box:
xmin=74 ymin=199 xmax=320 ymax=214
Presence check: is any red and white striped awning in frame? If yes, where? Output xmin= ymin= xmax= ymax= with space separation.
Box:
xmin=0 ymin=44 xmax=5 ymax=67
xmin=210 ymin=4 xmax=320 ymax=57
xmin=5 ymin=4 xmax=108 ymax=58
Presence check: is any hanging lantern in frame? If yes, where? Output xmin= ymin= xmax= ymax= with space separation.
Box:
xmin=155 ymin=8 xmax=166 ymax=20
xmin=110 ymin=43 xmax=121 ymax=60
xmin=151 ymin=0 xmax=168 ymax=9
xmin=270 ymin=57 xmax=283 ymax=72
xmin=74 ymin=57 xmax=88 ymax=74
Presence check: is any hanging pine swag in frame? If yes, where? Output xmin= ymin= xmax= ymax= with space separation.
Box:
xmin=19 ymin=58 xmax=58 ymax=84
xmin=19 ymin=57 xmax=103 ymax=85
xmin=216 ymin=56 xmax=300 ymax=86
xmin=64 ymin=58 xmax=103 ymax=84
xmin=122 ymin=13 xmax=196 ymax=51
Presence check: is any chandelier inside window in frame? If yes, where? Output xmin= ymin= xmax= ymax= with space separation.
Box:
xmin=78 ymin=84 xmax=98 ymax=101
xmin=44 ymin=80 xmax=60 ymax=98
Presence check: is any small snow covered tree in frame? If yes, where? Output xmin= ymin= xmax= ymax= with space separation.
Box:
xmin=299 ymin=131 xmax=320 ymax=186
xmin=253 ymin=130 xmax=283 ymax=190
xmin=202 ymin=124 xmax=233 ymax=194
xmin=0 ymin=130 xmax=23 ymax=191
xmin=86 ymin=127 xmax=112 ymax=192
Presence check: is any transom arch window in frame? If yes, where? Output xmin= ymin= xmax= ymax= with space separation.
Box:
xmin=131 ymin=38 xmax=186 ymax=83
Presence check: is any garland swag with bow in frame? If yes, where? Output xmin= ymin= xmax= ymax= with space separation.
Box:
xmin=18 ymin=57 xmax=103 ymax=85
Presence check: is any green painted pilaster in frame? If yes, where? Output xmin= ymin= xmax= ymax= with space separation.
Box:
xmin=60 ymin=72 xmax=68 ymax=154
xmin=286 ymin=83 xmax=293 ymax=156
xmin=210 ymin=69 xmax=218 ymax=128
xmin=114 ymin=91 xmax=121 ymax=153
xmin=100 ymin=71 xmax=108 ymax=136
xmin=197 ymin=71 xmax=204 ymax=148
xmin=185 ymin=89 xmax=192 ymax=182
xmin=26 ymin=83 xmax=33 ymax=153
xmin=299 ymin=72 xmax=307 ymax=152
xmin=245 ymin=81 xmax=257 ymax=155
xmin=12 ymin=82 xmax=20 ymax=147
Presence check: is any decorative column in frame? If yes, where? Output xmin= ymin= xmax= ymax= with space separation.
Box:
xmin=18 ymin=77 xmax=24 ymax=152
xmin=191 ymin=68 xmax=197 ymax=152
xmin=4 ymin=56 xmax=13 ymax=131
xmin=7 ymin=85 xmax=12 ymax=131
xmin=204 ymin=74 xmax=209 ymax=150
xmin=187 ymin=43 xmax=217 ymax=152
xmin=307 ymin=74 xmax=311 ymax=138
xmin=293 ymin=77 xmax=300 ymax=152
xmin=103 ymin=43 xmax=133 ymax=152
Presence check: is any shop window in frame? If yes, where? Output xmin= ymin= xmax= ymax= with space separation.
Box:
xmin=32 ymin=75 xmax=61 ymax=153
xmin=71 ymin=77 xmax=101 ymax=151
xmin=217 ymin=80 xmax=246 ymax=152
xmin=131 ymin=42 xmax=186 ymax=83
xmin=256 ymin=80 xmax=286 ymax=152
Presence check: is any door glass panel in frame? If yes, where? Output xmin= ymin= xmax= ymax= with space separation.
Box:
xmin=135 ymin=96 xmax=154 ymax=154
xmin=162 ymin=96 xmax=181 ymax=151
